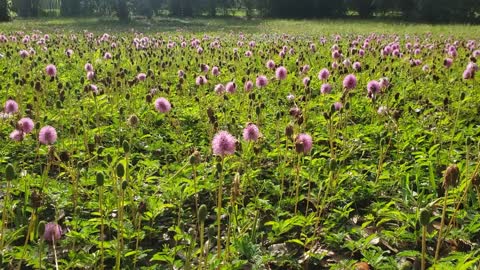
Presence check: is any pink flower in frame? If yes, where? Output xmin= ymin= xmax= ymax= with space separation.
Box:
xmin=295 ymin=133 xmax=313 ymax=154
xmin=367 ymin=80 xmax=381 ymax=98
xmin=84 ymin=63 xmax=93 ymax=72
xmin=212 ymin=131 xmax=236 ymax=156
xmin=318 ymin=68 xmax=330 ymax=80
xmin=226 ymin=82 xmax=236 ymax=93
xmin=196 ymin=76 xmax=207 ymax=86
xmin=10 ymin=130 xmax=24 ymax=141
xmin=154 ymin=98 xmax=171 ymax=113
xmin=321 ymin=83 xmax=332 ymax=94
xmin=301 ymin=65 xmax=310 ymax=74
xmin=302 ymin=77 xmax=310 ymax=87
xmin=343 ymin=74 xmax=357 ymax=90
xmin=18 ymin=117 xmax=34 ymax=133
xmin=39 ymin=126 xmax=57 ymax=145
xmin=243 ymin=123 xmax=261 ymax=142
xmin=19 ymin=50 xmax=30 ymax=58
xmin=245 ymin=50 xmax=253 ymax=57
xmin=43 ymin=222 xmax=62 ymax=242
xmin=137 ymin=73 xmax=147 ymax=81
xmin=66 ymin=49 xmax=73 ymax=58
xmin=214 ymin=84 xmax=225 ymax=94
xmin=178 ymin=70 xmax=185 ymax=78
xmin=379 ymin=77 xmax=389 ymax=89
xmin=211 ymin=66 xmax=220 ymax=76
xmin=352 ymin=62 xmax=361 ymax=71
xmin=45 ymin=64 xmax=57 ymax=77
xmin=275 ymin=66 xmax=287 ymax=80
xmin=333 ymin=102 xmax=343 ymax=111
xmin=256 ymin=75 xmax=268 ymax=88
xmin=244 ymin=81 xmax=253 ymax=92
xmin=444 ymin=58 xmax=453 ymax=68
xmin=4 ymin=100 xmax=19 ymax=114
xmin=87 ymin=71 xmax=95 ymax=81
xmin=266 ymin=60 xmax=275 ymax=69
xmin=103 ymin=52 xmax=112 ymax=59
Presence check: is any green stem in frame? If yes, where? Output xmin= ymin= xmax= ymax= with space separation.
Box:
xmin=216 ymin=157 xmax=225 ymax=261
xmin=434 ymin=188 xmax=449 ymax=264
xmin=421 ymin=226 xmax=427 ymax=270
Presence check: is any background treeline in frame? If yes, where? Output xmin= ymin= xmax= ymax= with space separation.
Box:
xmin=1 ymin=0 xmax=479 ymax=23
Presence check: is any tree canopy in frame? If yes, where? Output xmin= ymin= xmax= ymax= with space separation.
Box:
xmin=3 ymin=0 xmax=480 ymax=23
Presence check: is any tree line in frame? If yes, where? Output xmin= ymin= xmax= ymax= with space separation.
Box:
xmin=1 ymin=0 xmax=479 ymax=23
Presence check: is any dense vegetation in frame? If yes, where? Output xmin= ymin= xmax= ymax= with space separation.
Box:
xmin=1 ymin=21 xmax=480 ymax=269
xmin=1 ymin=0 xmax=480 ymax=23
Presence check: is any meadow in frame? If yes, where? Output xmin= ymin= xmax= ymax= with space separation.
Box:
xmin=1 ymin=18 xmax=480 ymax=269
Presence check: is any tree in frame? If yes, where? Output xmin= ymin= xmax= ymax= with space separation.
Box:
xmin=351 ymin=0 xmax=374 ymax=18
xmin=116 ymin=0 xmax=129 ymax=22
xmin=61 ymin=0 xmax=81 ymax=16
xmin=0 ymin=0 xmax=12 ymax=21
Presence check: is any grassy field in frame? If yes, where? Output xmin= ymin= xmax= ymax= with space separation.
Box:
xmin=1 ymin=17 xmax=480 ymax=36
xmin=1 ymin=17 xmax=480 ymax=269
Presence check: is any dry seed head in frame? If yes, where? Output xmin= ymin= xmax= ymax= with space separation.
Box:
xmin=443 ymin=164 xmax=460 ymax=188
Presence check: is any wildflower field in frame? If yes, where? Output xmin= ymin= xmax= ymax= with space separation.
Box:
xmin=1 ymin=19 xmax=480 ymax=269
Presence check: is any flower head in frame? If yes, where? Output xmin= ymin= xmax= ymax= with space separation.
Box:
xmin=275 ymin=66 xmax=287 ymax=80
xmin=154 ymin=98 xmax=171 ymax=113
xmin=4 ymin=100 xmax=18 ymax=114
xmin=137 ymin=73 xmax=147 ymax=81
xmin=45 ymin=64 xmax=57 ymax=77
xmin=367 ymin=80 xmax=381 ymax=96
xmin=39 ymin=126 xmax=57 ymax=145
xmin=266 ymin=60 xmax=276 ymax=69
xmin=212 ymin=131 xmax=236 ymax=156
xmin=243 ymin=123 xmax=261 ymax=142
xmin=318 ymin=68 xmax=330 ymax=80
xmin=256 ymin=75 xmax=268 ymax=88
xmin=295 ymin=133 xmax=313 ymax=154
xmin=196 ymin=76 xmax=207 ymax=86
xmin=10 ymin=130 xmax=24 ymax=141
xmin=18 ymin=117 xmax=34 ymax=133
xmin=226 ymin=82 xmax=236 ymax=93
xmin=244 ymin=81 xmax=253 ymax=92
xmin=321 ymin=83 xmax=332 ymax=94
xmin=43 ymin=222 xmax=62 ymax=242
xmin=343 ymin=74 xmax=357 ymax=90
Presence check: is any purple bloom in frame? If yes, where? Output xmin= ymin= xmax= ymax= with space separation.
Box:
xmin=367 ymin=80 xmax=381 ymax=96
xmin=275 ymin=66 xmax=287 ymax=80
xmin=43 ymin=222 xmax=62 ymax=242
xmin=4 ymin=100 xmax=19 ymax=114
xmin=321 ymin=83 xmax=332 ymax=94
xmin=343 ymin=74 xmax=357 ymax=90
xmin=333 ymin=102 xmax=343 ymax=111
xmin=226 ymin=82 xmax=236 ymax=93
xmin=154 ymin=98 xmax=171 ymax=113
xmin=10 ymin=130 xmax=24 ymax=141
xmin=178 ymin=70 xmax=185 ymax=78
xmin=266 ymin=60 xmax=276 ymax=69
xmin=295 ymin=133 xmax=313 ymax=154
xmin=39 ymin=126 xmax=57 ymax=145
xmin=379 ymin=77 xmax=389 ymax=89
xmin=18 ymin=117 xmax=34 ymax=133
xmin=463 ymin=69 xmax=474 ymax=80
xmin=352 ymin=62 xmax=361 ymax=71
xmin=137 ymin=73 xmax=147 ymax=81
xmin=84 ymin=63 xmax=93 ymax=72
xmin=244 ymin=81 xmax=253 ymax=92
xmin=212 ymin=131 xmax=236 ymax=156
xmin=301 ymin=65 xmax=310 ymax=74
xmin=196 ymin=76 xmax=207 ymax=86
xmin=318 ymin=68 xmax=330 ymax=81
xmin=302 ymin=77 xmax=310 ymax=87
xmin=211 ymin=66 xmax=220 ymax=76
xmin=45 ymin=64 xmax=57 ymax=77
xmin=444 ymin=58 xmax=453 ymax=68
xmin=87 ymin=71 xmax=95 ymax=81
xmin=256 ymin=75 xmax=268 ymax=88
xmin=243 ymin=123 xmax=261 ymax=142
xmin=214 ymin=84 xmax=225 ymax=94
xmin=103 ymin=52 xmax=112 ymax=59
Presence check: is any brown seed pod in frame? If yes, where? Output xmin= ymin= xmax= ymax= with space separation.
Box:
xmin=443 ymin=164 xmax=460 ymax=188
